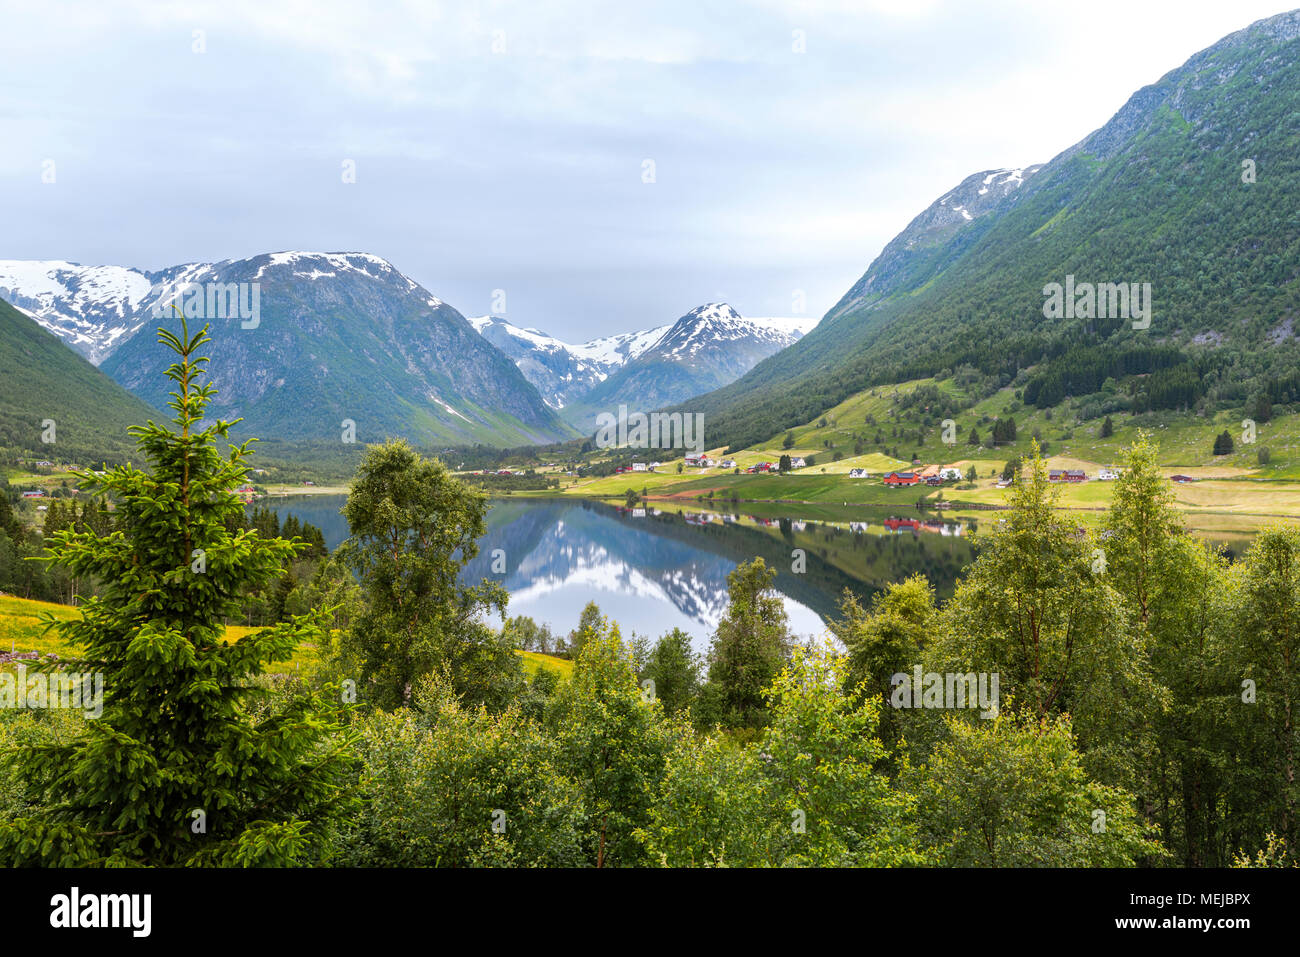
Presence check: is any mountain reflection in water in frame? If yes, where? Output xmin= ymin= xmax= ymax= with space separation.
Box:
xmin=259 ymin=495 xmax=978 ymax=651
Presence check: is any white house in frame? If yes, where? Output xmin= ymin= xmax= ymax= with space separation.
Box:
xmin=719 ymin=459 xmax=737 ymax=469
xmin=848 ymin=468 xmax=870 ymax=478
xmin=789 ymin=457 xmax=806 ymax=469
xmin=685 ymin=453 xmax=705 ymax=467
xmin=1098 ymin=467 xmax=1120 ymax=481
xmin=939 ymin=467 xmax=963 ymax=481
xmin=632 ymin=462 xmax=647 ymax=472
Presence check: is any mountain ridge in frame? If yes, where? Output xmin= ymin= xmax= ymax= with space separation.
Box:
xmin=679 ymin=9 xmax=1300 ymax=452
xmin=57 ymin=251 xmax=579 ymax=447
xmin=469 ymin=304 xmax=815 ymax=430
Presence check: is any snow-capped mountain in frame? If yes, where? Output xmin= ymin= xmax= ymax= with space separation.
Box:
xmin=467 ymin=314 xmax=670 ymax=410
xmin=824 ymin=165 xmax=1043 ymax=322
xmin=0 ymin=252 xmax=573 ymax=446
xmin=560 ymin=303 xmax=817 ymax=431
xmin=0 ymin=260 xmax=158 ymax=364
xmin=0 ymin=255 xmax=810 ymax=442
xmin=470 ymin=304 xmax=816 ymax=429
xmin=634 ymin=303 xmax=815 ymax=377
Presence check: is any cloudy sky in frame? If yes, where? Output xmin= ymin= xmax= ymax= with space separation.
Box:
xmin=0 ymin=0 xmax=1293 ymax=341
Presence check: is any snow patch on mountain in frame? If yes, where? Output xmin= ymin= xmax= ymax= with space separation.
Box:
xmin=0 ymin=260 xmax=155 ymax=363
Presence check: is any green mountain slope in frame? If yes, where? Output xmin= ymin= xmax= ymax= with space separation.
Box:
xmin=99 ymin=253 xmax=576 ymax=448
xmin=686 ymin=10 xmax=1300 ymax=452
xmin=0 ymin=298 xmax=158 ymax=463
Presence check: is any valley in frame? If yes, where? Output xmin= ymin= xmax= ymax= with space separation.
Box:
xmin=5 ymin=4 xmax=1300 ymax=885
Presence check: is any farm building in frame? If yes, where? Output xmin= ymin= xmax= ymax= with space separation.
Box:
xmin=883 ymin=471 xmax=920 ymax=486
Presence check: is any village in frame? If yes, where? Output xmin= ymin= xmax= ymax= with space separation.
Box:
xmin=604 ymin=455 xmax=1148 ymax=489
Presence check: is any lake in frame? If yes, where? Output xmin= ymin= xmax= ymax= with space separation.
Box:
xmin=259 ymin=495 xmax=980 ymax=650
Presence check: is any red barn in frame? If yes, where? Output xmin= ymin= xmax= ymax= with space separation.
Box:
xmin=883 ymin=471 xmax=920 ymax=486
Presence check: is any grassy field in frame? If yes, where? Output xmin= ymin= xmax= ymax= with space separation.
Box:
xmin=548 ymin=371 xmax=1300 ymax=529
xmin=519 ymin=650 xmax=573 ymax=678
xmin=0 ymin=594 xmax=320 ymax=674
xmin=0 ymin=593 xmax=572 ymax=680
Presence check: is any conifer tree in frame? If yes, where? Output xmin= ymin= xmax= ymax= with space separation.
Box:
xmin=0 ymin=320 xmax=356 ymax=866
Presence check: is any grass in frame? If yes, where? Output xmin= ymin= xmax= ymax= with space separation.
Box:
xmin=0 ymin=593 xmax=573 ymax=680
xmin=0 ymin=593 xmax=320 ymax=675
xmin=550 ymin=370 xmax=1300 ymax=529
xmin=519 ymin=650 xmax=573 ymax=678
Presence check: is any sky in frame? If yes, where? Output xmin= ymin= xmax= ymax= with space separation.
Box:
xmin=1 ymin=0 xmax=1295 ymax=342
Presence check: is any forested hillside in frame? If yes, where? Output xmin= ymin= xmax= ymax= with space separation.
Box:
xmin=0 ymin=298 xmax=157 ymax=464
xmin=682 ymin=11 xmax=1300 ymax=453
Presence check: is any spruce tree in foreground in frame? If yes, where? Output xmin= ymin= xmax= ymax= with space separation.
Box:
xmin=0 ymin=321 xmax=355 ymax=866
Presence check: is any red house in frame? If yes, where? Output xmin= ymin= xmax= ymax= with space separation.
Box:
xmin=883 ymin=471 xmax=920 ymax=486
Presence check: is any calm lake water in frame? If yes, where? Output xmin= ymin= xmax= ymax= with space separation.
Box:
xmin=260 ymin=494 xmax=979 ymax=650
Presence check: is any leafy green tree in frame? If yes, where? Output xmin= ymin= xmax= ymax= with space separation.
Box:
xmin=504 ymin=615 xmax=554 ymax=654
xmin=1104 ymin=434 xmax=1182 ymax=625
xmin=638 ymin=728 xmax=776 ymax=866
xmin=549 ymin=622 xmax=678 ymax=867
xmin=700 ymin=558 xmax=791 ymax=730
xmin=906 ymin=712 xmax=1165 ymax=866
xmin=0 ymin=321 xmax=355 ymax=866
xmin=760 ymin=644 xmax=926 ymax=866
xmin=342 ymin=676 xmax=585 ymax=867
xmin=338 ymin=440 xmax=519 ymax=710
xmin=932 ymin=445 xmax=1149 ymax=788
xmin=832 ymin=576 xmax=932 ymax=754
xmin=640 ymin=628 xmax=702 ymax=715
xmin=1104 ymin=435 xmax=1227 ymax=863
xmin=0 ymin=492 xmax=23 ymax=545
xmin=1223 ymin=524 xmax=1300 ymax=850
xmin=567 ymin=600 xmax=604 ymax=660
